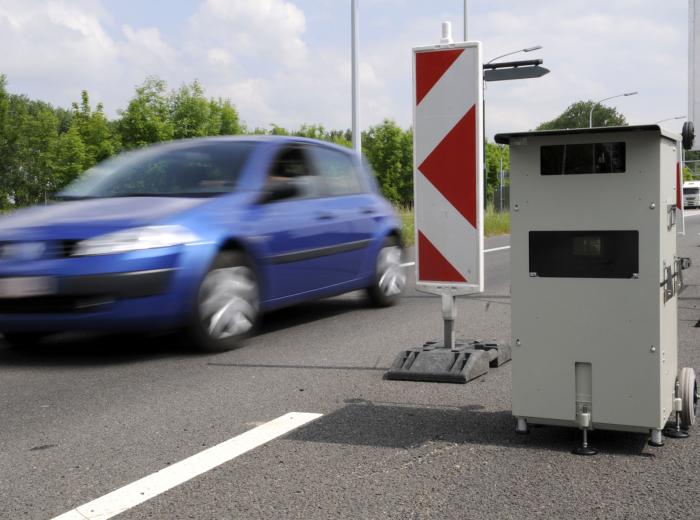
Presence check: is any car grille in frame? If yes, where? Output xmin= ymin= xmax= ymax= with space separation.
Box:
xmin=0 ymin=295 xmax=114 ymax=314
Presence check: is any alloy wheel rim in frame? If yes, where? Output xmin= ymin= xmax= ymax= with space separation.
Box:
xmin=199 ymin=266 xmax=258 ymax=340
xmin=377 ymin=245 xmax=406 ymax=296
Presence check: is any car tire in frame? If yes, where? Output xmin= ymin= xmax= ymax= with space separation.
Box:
xmin=188 ymin=251 xmax=260 ymax=353
xmin=366 ymin=236 xmax=406 ymax=307
xmin=2 ymin=332 xmax=47 ymax=348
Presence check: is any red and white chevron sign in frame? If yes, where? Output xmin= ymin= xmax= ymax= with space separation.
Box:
xmin=413 ymin=42 xmax=484 ymax=293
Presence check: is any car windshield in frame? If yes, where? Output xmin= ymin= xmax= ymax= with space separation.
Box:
xmin=684 ymin=187 xmax=700 ymax=195
xmin=57 ymin=141 xmax=255 ymax=199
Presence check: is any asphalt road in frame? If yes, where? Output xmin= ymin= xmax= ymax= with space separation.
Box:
xmin=1 ymin=221 xmax=699 ymax=519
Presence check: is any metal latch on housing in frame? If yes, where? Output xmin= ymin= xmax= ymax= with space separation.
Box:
xmin=662 ymin=257 xmax=692 ymax=302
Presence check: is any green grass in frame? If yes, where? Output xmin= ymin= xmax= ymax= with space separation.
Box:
xmin=398 ymin=205 xmax=510 ymax=246
xmin=399 ymin=208 xmax=415 ymax=246
xmin=484 ymin=203 xmax=510 ymax=236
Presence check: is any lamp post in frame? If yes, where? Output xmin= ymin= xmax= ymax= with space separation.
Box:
xmin=351 ymin=0 xmax=360 ymax=153
xmin=463 ymin=0 xmax=468 ymax=41
xmin=654 ymin=115 xmax=686 ymax=124
xmin=589 ymin=91 xmax=638 ymax=128
xmin=486 ymin=45 xmax=542 ymax=64
xmin=484 ymin=46 xmax=542 ymax=211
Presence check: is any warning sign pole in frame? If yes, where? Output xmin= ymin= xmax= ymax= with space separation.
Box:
xmin=385 ymin=26 xmax=510 ymax=384
xmin=412 ymin=33 xmax=484 ymax=349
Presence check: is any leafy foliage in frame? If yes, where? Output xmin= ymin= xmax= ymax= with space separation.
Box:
xmin=0 ymin=72 xmax=516 ymax=209
xmin=537 ymin=100 xmax=627 ymax=130
xmin=362 ymin=119 xmax=412 ymax=206
xmin=117 ymin=77 xmax=174 ymax=148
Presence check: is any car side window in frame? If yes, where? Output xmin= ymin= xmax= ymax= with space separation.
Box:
xmin=267 ymin=146 xmax=319 ymax=198
xmin=309 ymin=146 xmax=365 ymax=196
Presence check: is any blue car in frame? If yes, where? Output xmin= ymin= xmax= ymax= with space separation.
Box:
xmin=0 ymin=136 xmax=406 ymax=351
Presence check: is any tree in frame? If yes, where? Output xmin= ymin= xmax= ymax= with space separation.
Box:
xmin=170 ymin=80 xmax=210 ymax=139
xmin=208 ymin=98 xmax=243 ymax=136
xmin=71 ymin=90 xmax=118 ymax=168
xmin=537 ymin=100 xmax=627 ymax=130
xmin=7 ymin=97 xmax=59 ymax=206
xmin=485 ymin=142 xmax=510 ymax=204
xmin=117 ymin=76 xmax=174 ymax=149
xmin=362 ymin=119 xmax=413 ymax=206
xmin=46 ymin=125 xmax=86 ymax=189
xmin=0 ymin=75 xmax=11 ymax=209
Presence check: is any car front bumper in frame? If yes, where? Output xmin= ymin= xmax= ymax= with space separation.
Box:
xmin=0 ymin=243 xmax=216 ymax=333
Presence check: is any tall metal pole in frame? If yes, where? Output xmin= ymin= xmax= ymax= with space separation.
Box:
xmin=351 ymin=0 xmax=360 ymax=153
xmin=589 ymin=92 xmax=638 ymax=128
xmin=463 ymin=0 xmax=468 ymax=41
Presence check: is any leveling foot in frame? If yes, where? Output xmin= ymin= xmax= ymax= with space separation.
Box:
xmin=648 ymin=429 xmax=665 ymax=447
xmin=572 ymin=427 xmax=597 ymax=456
xmin=663 ymin=427 xmax=689 ymax=439
xmin=572 ymin=445 xmax=597 ymax=456
xmin=663 ymin=411 xmax=689 ymax=439
xmin=515 ymin=417 xmax=529 ymax=435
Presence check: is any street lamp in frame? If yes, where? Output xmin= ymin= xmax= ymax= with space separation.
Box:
xmin=654 ymin=115 xmax=686 ymax=124
xmin=351 ymin=0 xmax=360 ymax=153
xmin=486 ymin=45 xmax=542 ymax=64
xmin=588 ymin=91 xmax=638 ymax=128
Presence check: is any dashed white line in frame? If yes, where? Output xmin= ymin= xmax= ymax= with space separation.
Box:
xmin=402 ymin=245 xmax=510 ymax=269
xmin=484 ymin=245 xmax=511 ymax=253
xmin=52 ymin=412 xmax=322 ymax=520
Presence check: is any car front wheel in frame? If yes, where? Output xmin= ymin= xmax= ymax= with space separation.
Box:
xmin=366 ymin=237 xmax=406 ymax=307
xmin=188 ymin=251 xmax=259 ymax=352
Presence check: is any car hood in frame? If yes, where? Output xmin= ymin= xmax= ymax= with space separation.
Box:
xmin=0 ymin=197 xmax=209 ymax=239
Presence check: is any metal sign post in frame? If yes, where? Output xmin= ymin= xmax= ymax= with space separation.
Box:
xmin=690 ymin=0 xmax=699 ymax=150
xmin=679 ymin=145 xmax=686 ymax=235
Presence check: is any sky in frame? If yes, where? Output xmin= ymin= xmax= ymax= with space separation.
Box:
xmin=0 ymin=0 xmax=690 ymax=139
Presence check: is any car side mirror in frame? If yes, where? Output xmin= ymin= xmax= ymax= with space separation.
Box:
xmin=260 ymin=179 xmax=299 ymax=203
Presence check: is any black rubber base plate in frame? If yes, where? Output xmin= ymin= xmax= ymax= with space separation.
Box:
xmin=572 ymin=446 xmax=597 ymax=456
xmin=515 ymin=429 xmax=529 ymax=435
xmin=663 ymin=428 xmax=689 ymax=438
xmin=648 ymin=440 xmax=665 ymax=447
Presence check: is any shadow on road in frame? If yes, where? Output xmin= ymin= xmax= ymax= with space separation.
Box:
xmin=0 ymin=331 xmax=189 ymax=367
xmin=287 ymin=399 xmax=652 ymax=457
xmin=0 ymin=294 xmax=372 ymax=367
xmin=256 ymin=294 xmax=368 ymax=337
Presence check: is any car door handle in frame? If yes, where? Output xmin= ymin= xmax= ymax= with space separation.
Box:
xmin=360 ymin=207 xmax=377 ymax=215
xmin=316 ymin=211 xmax=335 ymax=220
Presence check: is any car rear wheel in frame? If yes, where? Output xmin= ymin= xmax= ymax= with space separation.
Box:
xmin=2 ymin=332 xmax=48 ymax=348
xmin=366 ymin=237 xmax=406 ymax=307
xmin=188 ymin=251 xmax=259 ymax=352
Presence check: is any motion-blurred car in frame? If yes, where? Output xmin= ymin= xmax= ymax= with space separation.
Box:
xmin=0 ymin=137 xmax=406 ymax=351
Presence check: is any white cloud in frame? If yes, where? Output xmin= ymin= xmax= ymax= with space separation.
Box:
xmin=0 ymin=0 xmax=691 ymax=138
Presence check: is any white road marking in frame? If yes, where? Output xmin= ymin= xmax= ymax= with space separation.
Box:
xmin=484 ymin=245 xmax=511 ymax=253
xmin=400 ymin=245 xmax=510 ymax=269
xmin=52 ymin=412 xmax=322 ymax=520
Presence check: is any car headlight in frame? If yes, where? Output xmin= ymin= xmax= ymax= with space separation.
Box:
xmin=72 ymin=225 xmax=200 ymax=256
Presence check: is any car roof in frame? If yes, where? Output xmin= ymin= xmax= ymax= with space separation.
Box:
xmin=149 ymin=135 xmax=357 ymax=156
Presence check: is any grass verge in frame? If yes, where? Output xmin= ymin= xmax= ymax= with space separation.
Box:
xmin=398 ymin=205 xmax=509 ymax=246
